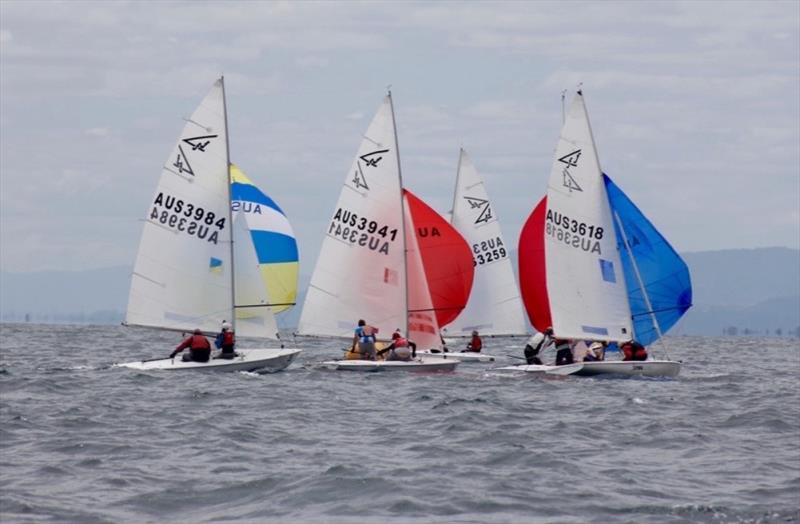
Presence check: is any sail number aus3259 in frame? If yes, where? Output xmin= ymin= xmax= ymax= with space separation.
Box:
xmin=328 ymin=207 xmax=398 ymax=255
xmin=150 ymin=192 xmax=226 ymax=244
xmin=472 ymin=236 xmax=507 ymax=266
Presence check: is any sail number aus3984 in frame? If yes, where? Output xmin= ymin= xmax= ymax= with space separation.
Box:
xmin=328 ymin=207 xmax=398 ymax=255
xmin=150 ymin=192 xmax=226 ymax=244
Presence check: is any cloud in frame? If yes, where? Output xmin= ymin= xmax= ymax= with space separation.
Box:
xmin=0 ymin=0 xmax=798 ymax=273
xmin=84 ymin=127 xmax=110 ymax=137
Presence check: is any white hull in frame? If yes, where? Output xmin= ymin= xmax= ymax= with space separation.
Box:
xmin=320 ymin=357 xmax=458 ymax=372
xmin=494 ymin=360 xmax=681 ymax=378
xmin=494 ymin=364 xmax=555 ymax=373
xmin=418 ymin=350 xmax=499 ymax=363
xmin=117 ymin=348 xmax=301 ymax=373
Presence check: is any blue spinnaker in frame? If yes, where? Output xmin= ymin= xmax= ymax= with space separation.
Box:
xmin=604 ymin=174 xmax=692 ymax=346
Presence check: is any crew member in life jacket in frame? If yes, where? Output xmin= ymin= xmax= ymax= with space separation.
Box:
xmin=171 ymin=329 xmax=212 ymax=362
xmin=214 ymin=321 xmax=237 ymax=360
xmin=524 ymin=327 xmax=554 ymax=365
xmin=378 ymin=330 xmax=417 ymax=361
xmin=554 ymin=338 xmax=574 ymax=366
xmin=463 ymin=330 xmax=483 ymax=352
xmin=621 ymin=340 xmax=648 ymax=361
xmin=352 ymin=319 xmax=379 ymax=360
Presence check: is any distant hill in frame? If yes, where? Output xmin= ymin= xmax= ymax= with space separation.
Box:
xmin=0 ymin=266 xmax=130 ymax=324
xmin=1 ymin=248 xmax=798 ymax=336
xmin=681 ymin=247 xmax=799 ymax=307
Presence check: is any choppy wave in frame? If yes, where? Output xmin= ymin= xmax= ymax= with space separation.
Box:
xmin=1 ymin=324 xmax=798 ymax=523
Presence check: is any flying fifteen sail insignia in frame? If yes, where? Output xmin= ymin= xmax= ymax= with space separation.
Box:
xmin=360 ymin=149 xmax=389 ymax=167
xmin=352 ymin=164 xmax=369 ymax=190
xmin=182 ymin=134 xmax=218 ymax=152
xmin=351 ymin=149 xmax=390 ymax=191
xmin=559 ymin=149 xmax=583 ymax=193
xmin=464 ymin=196 xmax=493 ymax=224
xmin=172 ymin=145 xmax=195 ymax=176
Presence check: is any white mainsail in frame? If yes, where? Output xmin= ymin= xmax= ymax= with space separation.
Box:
xmin=446 ymin=149 xmax=527 ymax=336
xmin=544 ymin=92 xmax=632 ymax=341
xmin=126 ymin=79 xmax=233 ymax=335
xmin=297 ymin=95 xmax=407 ymax=338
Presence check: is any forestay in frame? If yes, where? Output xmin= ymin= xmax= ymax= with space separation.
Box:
xmin=298 ymin=96 xmax=407 ymax=339
xmin=446 ymin=149 xmax=527 ymax=336
xmin=126 ymin=80 xmax=232 ymax=334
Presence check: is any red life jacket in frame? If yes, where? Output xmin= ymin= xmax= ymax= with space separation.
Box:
xmin=394 ymin=337 xmax=409 ymax=348
xmin=223 ymin=331 xmax=235 ymax=346
xmin=622 ymin=341 xmax=647 ymax=361
xmin=191 ymin=334 xmax=210 ymax=350
xmin=470 ymin=336 xmax=482 ymax=352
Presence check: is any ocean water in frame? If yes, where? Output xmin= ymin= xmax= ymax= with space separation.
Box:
xmin=0 ymin=323 xmax=798 ymax=524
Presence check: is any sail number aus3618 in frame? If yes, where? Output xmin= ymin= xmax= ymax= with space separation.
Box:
xmin=328 ymin=207 xmax=398 ymax=255
xmin=150 ymin=192 xmax=226 ymax=244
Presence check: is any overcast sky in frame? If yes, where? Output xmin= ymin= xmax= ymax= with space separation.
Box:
xmin=1 ymin=0 xmax=798 ymax=275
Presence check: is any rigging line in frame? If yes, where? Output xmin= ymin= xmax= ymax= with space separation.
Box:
xmin=631 ymin=305 xmax=692 ymax=318
xmin=235 ymin=303 xmax=296 ymax=309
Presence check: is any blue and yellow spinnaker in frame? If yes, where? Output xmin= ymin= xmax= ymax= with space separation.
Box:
xmin=230 ymin=164 xmax=299 ymax=314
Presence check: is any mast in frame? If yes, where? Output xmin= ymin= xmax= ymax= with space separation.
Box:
xmin=577 ymin=90 xmax=605 ymax=184
xmin=221 ymin=76 xmax=236 ymax=332
xmin=388 ymin=90 xmax=409 ymax=337
xmin=613 ymin=211 xmax=671 ymax=360
xmin=450 ymin=148 xmax=464 ymax=225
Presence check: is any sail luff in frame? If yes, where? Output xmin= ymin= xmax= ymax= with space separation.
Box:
xmin=613 ymin=210 xmax=670 ymax=358
xmin=388 ymin=90 xmax=409 ymax=338
xmin=221 ymin=76 xmax=236 ymax=332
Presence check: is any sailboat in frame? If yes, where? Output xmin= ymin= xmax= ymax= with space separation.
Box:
xmin=297 ymin=93 xmax=474 ymax=372
xmin=423 ymin=149 xmax=528 ymax=363
xmin=119 ymin=78 xmax=302 ymax=373
xmin=502 ymin=91 xmax=691 ymax=378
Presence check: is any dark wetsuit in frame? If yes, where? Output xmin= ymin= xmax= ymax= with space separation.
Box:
xmin=554 ymin=339 xmax=574 ymax=366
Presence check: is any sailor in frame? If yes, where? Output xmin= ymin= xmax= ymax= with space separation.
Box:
xmin=588 ymin=341 xmax=606 ymax=361
xmin=621 ymin=340 xmax=648 ymax=361
xmin=524 ymin=327 xmax=553 ymax=365
xmin=464 ymin=330 xmax=483 ymax=352
xmin=352 ymin=319 xmax=379 ymax=361
xmin=214 ymin=321 xmax=237 ymax=359
xmin=378 ymin=330 xmax=417 ymax=361
xmin=171 ymin=329 xmax=212 ymax=362
xmin=554 ymin=338 xmax=574 ymax=366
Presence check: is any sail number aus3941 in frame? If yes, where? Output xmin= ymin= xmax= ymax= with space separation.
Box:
xmin=150 ymin=192 xmax=226 ymax=244
xmin=328 ymin=207 xmax=398 ymax=255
